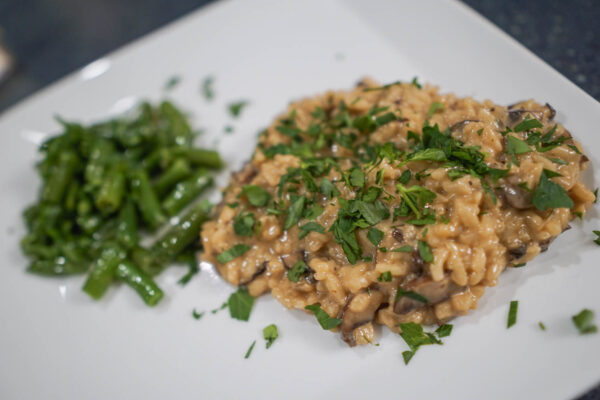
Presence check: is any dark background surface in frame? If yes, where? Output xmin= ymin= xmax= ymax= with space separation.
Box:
xmin=0 ymin=0 xmax=598 ymax=397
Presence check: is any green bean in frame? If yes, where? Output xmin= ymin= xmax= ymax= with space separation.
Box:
xmin=130 ymin=168 xmax=166 ymax=230
xmin=84 ymin=138 xmax=114 ymax=189
xmin=64 ymin=181 xmax=79 ymax=212
xmin=153 ymin=201 xmax=210 ymax=259
xmin=28 ymin=258 xmax=88 ymax=276
xmin=115 ymin=260 xmax=164 ymax=306
xmin=153 ymin=158 xmax=191 ymax=197
xmin=172 ymin=147 xmax=223 ymax=169
xmin=95 ymin=163 xmax=126 ymax=214
xmin=116 ymin=200 xmax=138 ymax=249
xmin=131 ymin=246 xmax=164 ymax=276
xmin=160 ymin=101 xmax=194 ymax=147
xmin=82 ymin=244 xmax=126 ymax=300
xmin=142 ymin=148 xmax=172 ymax=172
xmin=42 ymin=150 xmax=79 ymax=204
xmin=161 ymin=169 xmax=212 ymax=216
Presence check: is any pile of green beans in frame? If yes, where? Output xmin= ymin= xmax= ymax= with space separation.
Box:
xmin=21 ymin=101 xmax=222 ymax=306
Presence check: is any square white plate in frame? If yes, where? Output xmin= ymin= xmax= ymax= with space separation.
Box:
xmin=1 ymin=1 xmax=599 ymax=399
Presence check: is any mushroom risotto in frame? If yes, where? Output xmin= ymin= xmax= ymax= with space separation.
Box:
xmin=201 ymin=79 xmax=594 ymax=346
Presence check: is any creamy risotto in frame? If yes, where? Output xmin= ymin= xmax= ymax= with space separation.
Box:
xmin=201 ymin=79 xmax=594 ymax=345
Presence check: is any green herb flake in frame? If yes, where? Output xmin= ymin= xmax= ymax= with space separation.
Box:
xmin=532 ymin=170 xmax=574 ymax=210
xmin=298 ymin=222 xmax=325 ymax=240
xmin=514 ymin=117 xmax=543 ymax=132
xmin=568 ymin=144 xmax=582 ymax=154
xmin=411 ymin=77 xmax=422 ymax=89
xmin=538 ymin=321 xmax=546 ymax=331
xmin=592 ymin=231 xmax=600 ymax=245
xmin=263 ymin=324 xmax=279 ymax=348
xmin=398 ymin=170 xmax=411 ymax=185
xmin=398 ymin=322 xmax=443 ymax=365
xmin=233 ymin=212 xmax=255 ymax=237
xmin=164 ymin=75 xmax=181 ymax=91
xmin=201 ymin=76 xmax=215 ymax=100
xmin=305 ymin=304 xmax=342 ymax=330
xmin=506 ymin=135 xmax=533 ymax=158
xmin=228 ymin=287 xmax=255 ymax=321
xmin=217 ymin=244 xmax=251 ymax=264
xmin=367 ymin=228 xmax=384 ymax=246
xmin=211 ymin=302 xmax=228 ymax=314
xmin=224 ymin=125 xmax=234 ymax=134
xmin=242 ymin=185 xmax=271 ymax=207
xmin=349 ymin=168 xmax=366 ymax=189
xmin=192 ymin=309 xmax=204 ymax=320
xmin=378 ymin=271 xmax=392 ymax=282
xmin=477 ymin=128 xmax=483 ymax=136
xmin=284 ymin=195 xmax=306 ymax=230
xmin=228 ymin=101 xmax=249 ymax=118
xmin=244 ymin=340 xmax=256 ymax=359
xmin=594 ymin=188 xmax=598 ymax=203
xmin=392 ymin=245 xmax=413 ymax=253
xmin=417 ymin=240 xmax=433 ymax=263
xmin=507 ymin=300 xmax=518 ymax=328
xmin=426 ymin=102 xmax=444 ymax=119
xmin=572 ymin=309 xmax=597 ymax=334
xmin=287 ymin=260 xmax=309 ymax=282
xmin=546 ymin=157 xmax=568 ymax=166
xmin=396 ymin=288 xmax=429 ymax=303
xmin=435 ymin=324 xmax=453 ymax=338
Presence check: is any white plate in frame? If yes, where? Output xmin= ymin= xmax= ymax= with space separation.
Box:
xmin=1 ymin=1 xmax=599 ymax=399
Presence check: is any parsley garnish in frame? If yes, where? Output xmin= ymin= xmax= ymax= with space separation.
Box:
xmin=513 ymin=117 xmax=543 ymax=132
xmin=305 ymin=304 xmax=342 ymax=330
xmin=392 ymin=245 xmax=412 ymax=253
xmin=217 ymin=244 xmax=251 ymax=264
xmin=228 ymin=100 xmax=248 ymax=118
xmin=506 ymin=135 xmax=532 ymax=164
xmin=242 ymin=185 xmax=271 ymax=207
xmin=201 ymin=76 xmax=214 ymax=100
xmin=244 ymin=340 xmax=256 ymax=359
xmin=507 ymin=300 xmax=518 ymax=328
xmin=435 ymin=324 xmax=453 ymax=338
xmin=228 ymin=287 xmax=255 ymax=321
xmin=398 ymin=322 xmax=444 ymax=365
xmin=298 ymin=222 xmax=325 ymax=239
xmin=396 ymin=288 xmax=428 ymax=303
xmin=538 ymin=321 xmax=546 ymax=331
xmin=263 ymin=324 xmax=279 ymax=348
xmin=417 ymin=240 xmax=433 ymax=263
xmin=320 ymin=179 xmax=340 ymax=199
xmin=233 ymin=211 xmax=255 ymax=236
xmin=572 ymin=309 xmax=597 ymax=334
xmin=287 ymin=260 xmax=308 ymax=282
xmin=411 ymin=77 xmax=422 ymax=89
xmin=367 ymin=228 xmax=384 ymax=247
xmin=164 ymin=75 xmax=181 ymax=91
xmin=426 ymin=102 xmax=444 ymax=119
xmin=532 ymin=170 xmax=574 ymax=210
xmin=593 ymin=231 xmax=600 ymax=245
xmin=192 ymin=309 xmax=204 ymax=320
xmin=211 ymin=302 xmax=228 ymax=314
xmin=378 ymin=271 xmax=392 ymax=282
xmin=284 ymin=195 xmax=306 ymax=230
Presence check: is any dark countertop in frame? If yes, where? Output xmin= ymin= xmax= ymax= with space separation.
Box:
xmin=0 ymin=0 xmax=598 ymax=398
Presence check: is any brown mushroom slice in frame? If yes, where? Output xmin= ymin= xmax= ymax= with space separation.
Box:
xmin=340 ymin=290 xmax=385 ymax=346
xmin=449 ymin=119 xmax=480 ymax=132
xmin=507 ymin=109 xmax=544 ymax=125
xmin=239 ymin=261 xmax=267 ymax=286
xmin=498 ymin=182 xmax=533 ymax=210
xmin=394 ymin=276 xmax=465 ymax=315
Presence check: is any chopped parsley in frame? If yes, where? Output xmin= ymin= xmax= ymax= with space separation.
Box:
xmin=298 ymin=221 xmax=325 ymax=239
xmin=513 ymin=117 xmax=543 ymax=132
xmin=367 ymin=228 xmax=384 ymax=246
xmin=572 ymin=309 xmax=597 ymax=334
xmin=426 ymin=102 xmax=444 ymax=119
xmin=217 ymin=244 xmax=251 ymax=264
xmin=242 ymin=185 xmax=271 ymax=207
xmin=538 ymin=321 xmax=546 ymax=331
xmin=378 ymin=271 xmax=392 ymax=282
xmin=435 ymin=324 xmax=453 ymax=338
xmin=244 ymin=340 xmax=256 ymax=359
xmin=398 ymin=322 xmax=445 ymax=365
xmin=392 ymin=245 xmax=412 ymax=253
xmin=411 ymin=77 xmax=422 ymax=89
xmin=284 ymin=195 xmax=306 ymax=230
xmin=201 ymin=76 xmax=214 ymax=100
xmin=507 ymin=300 xmax=518 ymax=328
xmin=287 ymin=260 xmax=308 ymax=282
xmin=305 ymin=304 xmax=342 ymax=330
xmin=396 ymin=288 xmax=428 ymax=303
xmin=164 ymin=75 xmax=181 ymax=91
xmin=228 ymin=100 xmax=249 ymax=118
xmin=192 ymin=309 xmax=204 ymax=320
xmin=233 ymin=211 xmax=256 ymax=237
xmin=211 ymin=302 xmax=228 ymax=314
xmin=532 ymin=170 xmax=574 ymax=210
xmin=594 ymin=231 xmax=600 ymax=245
xmin=228 ymin=287 xmax=255 ymax=321
xmin=263 ymin=324 xmax=279 ymax=348
xmin=417 ymin=240 xmax=433 ymax=263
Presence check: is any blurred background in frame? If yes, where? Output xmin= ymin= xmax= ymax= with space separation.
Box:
xmin=0 ymin=0 xmax=598 ymax=114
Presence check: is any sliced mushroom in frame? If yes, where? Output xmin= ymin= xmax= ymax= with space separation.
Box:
xmin=507 ymin=244 xmax=527 ymax=260
xmin=239 ymin=261 xmax=267 ymax=286
xmin=545 ymin=103 xmax=556 ymax=120
xmin=498 ymin=182 xmax=533 ymax=210
xmin=411 ymin=248 xmax=424 ymax=273
xmin=340 ymin=290 xmax=385 ymax=346
xmin=507 ymin=109 xmax=544 ymax=125
xmin=392 ymin=228 xmax=404 ymax=243
xmin=394 ymin=275 xmax=465 ymax=315
xmin=450 ymin=119 xmax=480 ymax=132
